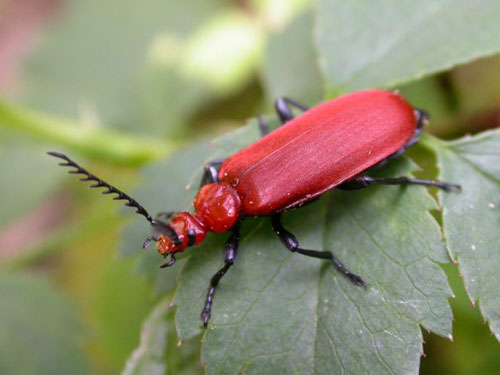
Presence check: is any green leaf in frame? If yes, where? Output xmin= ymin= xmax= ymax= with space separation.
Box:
xmin=166 ymin=122 xmax=453 ymax=374
xmin=262 ymin=9 xmax=324 ymax=104
xmin=316 ymin=0 xmax=500 ymax=92
xmin=139 ymin=9 xmax=263 ymax=137
xmin=22 ymin=0 xmax=220 ymax=130
xmin=424 ymin=131 xmax=500 ymax=341
xmin=122 ymin=298 xmax=203 ymax=375
xmin=179 ymin=10 xmax=264 ymax=96
xmin=122 ymin=299 xmax=171 ymax=375
xmin=0 ymin=272 xmax=90 ymax=375
xmin=0 ymin=136 xmax=61 ymax=228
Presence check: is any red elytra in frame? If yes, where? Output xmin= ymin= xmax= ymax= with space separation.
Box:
xmin=156 ymin=89 xmax=416 ymax=253
xmin=220 ymin=90 xmax=416 ymax=215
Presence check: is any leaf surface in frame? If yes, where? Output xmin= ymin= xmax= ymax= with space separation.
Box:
xmin=21 ymin=0 xmax=220 ymax=132
xmin=0 ymin=272 xmax=90 ymax=375
xmin=0 ymin=136 xmax=61 ymax=228
xmin=122 ymin=299 xmax=171 ymax=375
xmin=262 ymin=10 xmax=324 ymax=104
xmin=316 ymin=0 xmax=500 ymax=91
xmin=425 ymin=131 xmax=500 ymax=341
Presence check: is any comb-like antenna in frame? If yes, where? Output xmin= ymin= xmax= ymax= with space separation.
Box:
xmin=48 ymin=151 xmax=154 ymax=222
xmin=47 ymin=151 xmax=180 ymax=245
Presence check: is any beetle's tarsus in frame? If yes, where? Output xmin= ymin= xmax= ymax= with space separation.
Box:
xmin=142 ymin=236 xmax=158 ymax=249
xmin=440 ymin=183 xmax=461 ymax=192
xmin=201 ymin=310 xmax=210 ymax=327
xmin=346 ymin=273 xmax=368 ymax=289
xmin=159 ymin=254 xmax=176 ymax=268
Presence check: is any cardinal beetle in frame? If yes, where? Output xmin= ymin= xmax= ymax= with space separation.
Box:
xmin=49 ymin=89 xmax=460 ymax=327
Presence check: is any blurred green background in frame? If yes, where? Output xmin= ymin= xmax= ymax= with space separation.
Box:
xmin=0 ymin=0 xmax=499 ymax=374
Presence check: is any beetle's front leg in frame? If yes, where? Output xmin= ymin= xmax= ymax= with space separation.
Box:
xmin=201 ymin=223 xmax=240 ymax=327
xmin=275 ymin=97 xmax=309 ymax=123
xmin=200 ymin=159 xmax=224 ymax=187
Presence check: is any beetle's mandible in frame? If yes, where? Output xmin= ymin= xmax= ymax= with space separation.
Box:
xmin=49 ymin=89 xmax=460 ymax=326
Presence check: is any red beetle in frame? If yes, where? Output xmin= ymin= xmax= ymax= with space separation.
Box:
xmin=49 ymin=89 xmax=460 ymax=326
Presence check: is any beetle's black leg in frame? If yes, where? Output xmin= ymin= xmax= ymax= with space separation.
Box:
xmin=275 ymin=97 xmax=309 ymax=123
xmin=258 ymin=115 xmax=270 ymax=136
xmin=201 ymin=223 xmax=240 ymax=327
xmin=200 ymin=160 xmax=224 ymax=187
xmin=160 ymin=254 xmax=176 ymax=268
xmin=142 ymin=236 xmax=159 ymax=249
xmin=258 ymin=97 xmax=309 ymax=137
xmin=370 ymin=108 xmax=428 ymax=170
xmin=271 ymin=214 xmax=366 ymax=287
xmin=338 ymin=175 xmax=461 ymax=191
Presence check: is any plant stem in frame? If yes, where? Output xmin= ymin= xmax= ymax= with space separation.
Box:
xmin=0 ymin=100 xmax=180 ymax=165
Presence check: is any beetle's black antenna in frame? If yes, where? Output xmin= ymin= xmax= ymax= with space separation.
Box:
xmin=47 ymin=151 xmax=180 ymax=245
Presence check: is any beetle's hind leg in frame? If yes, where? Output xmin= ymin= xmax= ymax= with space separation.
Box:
xmin=338 ymin=175 xmax=460 ymax=191
xmin=201 ymin=223 xmax=240 ymax=327
xmin=258 ymin=97 xmax=309 ymax=136
xmin=271 ymin=214 xmax=366 ymax=287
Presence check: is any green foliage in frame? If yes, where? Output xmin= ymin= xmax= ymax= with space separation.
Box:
xmin=122 ymin=298 xmax=203 ymax=375
xmin=0 ymin=100 xmax=173 ymax=165
xmin=262 ymin=10 xmax=324 ymax=104
xmin=316 ymin=0 xmax=500 ymax=92
xmin=22 ymin=0 xmax=221 ymax=133
xmin=425 ymin=131 xmax=500 ymax=340
xmin=0 ymin=136 xmax=61 ymax=227
xmin=122 ymin=299 xmax=171 ymax=375
xmin=0 ymin=272 xmax=90 ymax=375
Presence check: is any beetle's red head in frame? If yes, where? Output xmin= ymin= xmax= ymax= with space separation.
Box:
xmin=155 ymin=212 xmax=206 ymax=255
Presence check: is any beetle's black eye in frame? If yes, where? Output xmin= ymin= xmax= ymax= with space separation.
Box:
xmin=187 ymin=229 xmax=196 ymax=247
